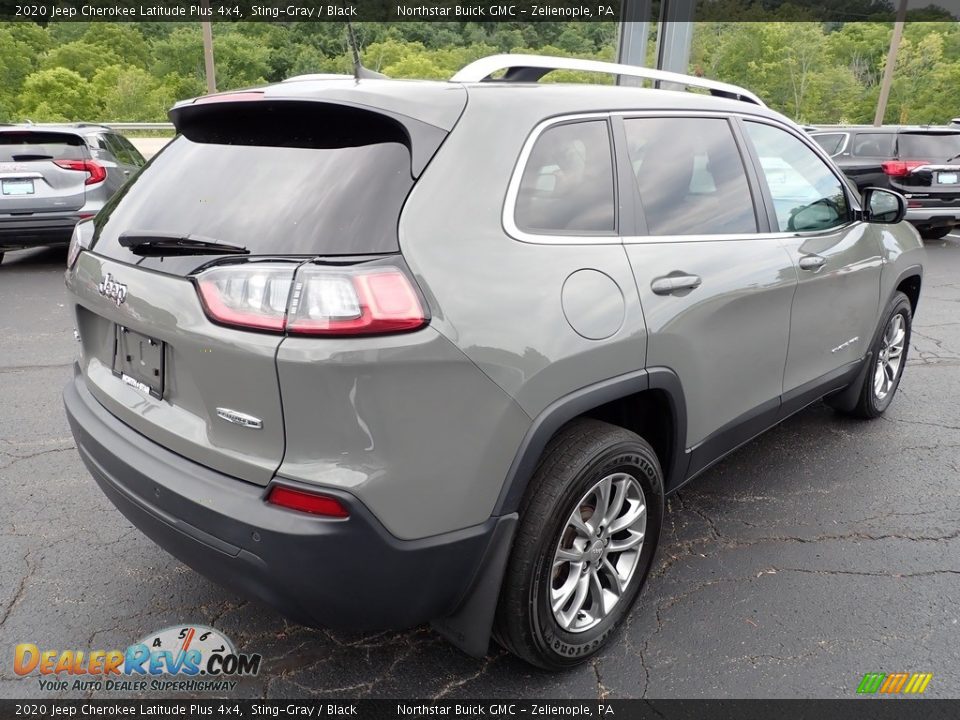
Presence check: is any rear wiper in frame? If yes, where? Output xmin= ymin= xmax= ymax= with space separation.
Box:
xmin=946 ymin=152 xmax=960 ymax=163
xmin=119 ymin=232 xmax=249 ymax=257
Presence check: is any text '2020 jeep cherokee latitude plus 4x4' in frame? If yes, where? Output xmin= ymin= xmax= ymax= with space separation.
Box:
xmin=63 ymin=56 xmax=924 ymax=669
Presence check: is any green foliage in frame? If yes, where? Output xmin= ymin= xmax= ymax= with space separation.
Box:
xmin=2 ymin=20 xmax=959 ymax=125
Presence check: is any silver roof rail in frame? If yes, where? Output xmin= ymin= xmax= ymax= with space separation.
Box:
xmin=451 ymin=54 xmax=765 ymax=107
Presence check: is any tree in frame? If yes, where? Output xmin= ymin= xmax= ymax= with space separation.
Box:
xmin=19 ymin=68 xmax=96 ymax=121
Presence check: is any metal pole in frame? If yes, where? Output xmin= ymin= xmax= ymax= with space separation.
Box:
xmin=654 ymin=0 xmax=695 ymax=89
xmin=201 ymin=14 xmax=217 ymax=94
xmin=874 ymin=0 xmax=908 ymax=126
xmin=616 ymin=0 xmax=653 ymax=85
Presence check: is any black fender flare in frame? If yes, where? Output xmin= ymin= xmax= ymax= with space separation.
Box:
xmin=433 ymin=367 xmax=689 ymax=658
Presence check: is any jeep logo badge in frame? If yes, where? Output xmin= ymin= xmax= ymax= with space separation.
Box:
xmin=98 ymin=273 xmax=127 ymax=307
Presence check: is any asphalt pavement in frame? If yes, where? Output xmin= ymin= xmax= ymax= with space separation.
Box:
xmin=1 ymin=236 xmax=958 ymax=699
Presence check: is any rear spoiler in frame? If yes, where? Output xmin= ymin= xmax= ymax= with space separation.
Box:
xmin=169 ymin=95 xmax=448 ymax=177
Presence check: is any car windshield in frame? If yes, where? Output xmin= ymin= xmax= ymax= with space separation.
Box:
xmin=0 ymin=132 xmax=87 ymax=162
xmin=898 ymin=132 xmax=960 ymax=161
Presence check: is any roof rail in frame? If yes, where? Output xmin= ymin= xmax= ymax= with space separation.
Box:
xmin=450 ymin=54 xmax=765 ymax=107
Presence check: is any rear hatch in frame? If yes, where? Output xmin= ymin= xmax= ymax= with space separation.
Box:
xmin=0 ymin=131 xmax=90 ymax=215
xmin=886 ymin=130 xmax=960 ymax=205
xmin=68 ymin=95 xmax=456 ymax=486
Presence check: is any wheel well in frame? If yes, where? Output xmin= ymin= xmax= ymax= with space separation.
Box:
xmin=581 ymin=389 xmax=675 ymax=483
xmin=897 ymin=275 xmax=921 ymax=314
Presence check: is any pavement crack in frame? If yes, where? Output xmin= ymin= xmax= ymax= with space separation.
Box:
xmin=431 ymin=652 xmax=502 ymax=700
xmin=0 ymin=549 xmax=35 ymax=628
xmin=591 ymin=658 xmax=610 ymax=700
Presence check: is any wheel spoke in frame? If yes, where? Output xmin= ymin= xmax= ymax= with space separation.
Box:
xmin=592 ymin=475 xmax=612 ymax=531
xmin=568 ymin=511 xmax=593 ymax=540
xmin=603 ymin=478 xmax=629 ymax=527
xmin=600 ymin=557 xmax=626 ymax=595
xmin=608 ymin=499 xmax=646 ymax=534
xmin=553 ymin=546 xmax=583 ymax=566
xmin=607 ymin=529 xmax=645 ymax=554
xmin=551 ymin=567 xmax=582 ymax=613
xmin=557 ymin=571 xmax=591 ymax=628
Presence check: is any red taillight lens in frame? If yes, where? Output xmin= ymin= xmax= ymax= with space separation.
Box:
xmin=195 ymin=262 xmax=427 ymax=336
xmin=197 ymin=263 xmax=293 ymax=332
xmin=266 ymin=485 xmax=349 ymax=518
xmin=881 ymin=160 xmax=928 ymax=177
xmin=287 ymin=267 xmax=426 ymax=336
xmin=54 ymin=159 xmax=106 ymax=185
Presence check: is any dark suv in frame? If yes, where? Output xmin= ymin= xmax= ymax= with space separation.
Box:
xmin=811 ymin=125 xmax=960 ymax=239
xmin=0 ymin=123 xmax=145 ymax=265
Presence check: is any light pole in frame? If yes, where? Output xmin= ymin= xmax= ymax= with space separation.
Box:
xmin=201 ymin=0 xmax=217 ymax=94
xmin=874 ymin=0 xmax=908 ymax=126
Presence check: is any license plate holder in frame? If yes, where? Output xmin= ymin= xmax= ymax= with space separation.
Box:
xmin=112 ymin=326 xmax=165 ymax=399
xmin=1 ymin=179 xmax=34 ymax=195
xmin=938 ymin=172 xmax=958 ymax=184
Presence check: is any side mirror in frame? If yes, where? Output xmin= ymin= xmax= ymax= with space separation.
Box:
xmin=863 ymin=187 xmax=906 ymax=224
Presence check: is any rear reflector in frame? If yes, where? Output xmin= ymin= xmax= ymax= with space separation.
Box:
xmin=266 ymin=485 xmax=349 ymax=518
xmin=195 ymin=261 xmax=427 ymax=337
xmin=881 ymin=160 xmax=928 ymax=177
xmin=54 ymin=159 xmax=106 ymax=185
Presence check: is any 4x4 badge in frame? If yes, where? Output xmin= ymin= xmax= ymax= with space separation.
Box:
xmin=98 ymin=273 xmax=127 ymax=307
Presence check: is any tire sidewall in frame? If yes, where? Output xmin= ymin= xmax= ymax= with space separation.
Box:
xmin=529 ymin=443 xmax=663 ymax=667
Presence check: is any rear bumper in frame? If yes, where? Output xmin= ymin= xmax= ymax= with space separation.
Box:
xmin=63 ymin=367 xmax=506 ymax=631
xmin=0 ymin=215 xmax=81 ymax=247
xmin=904 ymin=207 xmax=960 ymax=226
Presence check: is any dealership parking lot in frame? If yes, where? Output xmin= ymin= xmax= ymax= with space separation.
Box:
xmin=1 ymin=236 xmax=958 ymax=699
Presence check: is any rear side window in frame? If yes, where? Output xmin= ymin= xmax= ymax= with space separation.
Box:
xmin=897 ymin=132 xmax=960 ymax=161
xmin=0 ymin=132 xmax=87 ymax=162
xmin=745 ymin=122 xmax=849 ymax=233
xmin=92 ymin=108 xmax=415 ymax=260
xmin=110 ymin=133 xmax=145 ymax=167
xmin=812 ymin=133 xmax=846 ymax=156
xmin=514 ymin=120 xmax=616 ymax=235
xmin=851 ymin=133 xmax=895 ymax=158
xmin=624 ymin=117 xmax=757 ymax=236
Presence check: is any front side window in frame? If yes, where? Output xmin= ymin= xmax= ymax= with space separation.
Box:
xmin=514 ymin=120 xmax=616 ymax=235
xmin=745 ymin=122 xmax=850 ymax=233
xmin=623 ymin=117 xmax=757 ymax=236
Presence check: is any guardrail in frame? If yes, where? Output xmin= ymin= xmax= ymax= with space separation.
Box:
xmin=101 ymin=122 xmax=175 ymax=131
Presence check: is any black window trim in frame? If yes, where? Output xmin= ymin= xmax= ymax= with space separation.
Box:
xmin=738 ymin=116 xmax=859 ymax=238
xmin=504 ymin=112 xmax=621 ymax=245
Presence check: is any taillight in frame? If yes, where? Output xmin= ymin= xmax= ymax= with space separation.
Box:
xmin=196 ymin=263 xmax=293 ymax=332
xmin=195 ymin=261 xmax=427 ymax=337
xmin=881 ymin=160 xmax=928 ymax=177
xmin=266 ymin=485 xmax=349 ymax=518
xmin=67 ymin=219 xmax=95 ymax=269
xmin=54 ymin=159 xmax=107 ymax=185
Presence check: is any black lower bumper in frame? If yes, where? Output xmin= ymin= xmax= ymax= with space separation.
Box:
xmin=0 ymin=216 xmax=78 ymax=247
xmin=63 ymin=368 xmax=508 ymax=632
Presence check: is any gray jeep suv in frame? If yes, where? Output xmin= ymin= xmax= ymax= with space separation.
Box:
xmin=63 ymin=55 xmax=924 ymax=669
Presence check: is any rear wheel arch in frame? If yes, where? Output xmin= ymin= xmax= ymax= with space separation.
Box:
xmin=493 ymin=368 xmax=688 ymax=517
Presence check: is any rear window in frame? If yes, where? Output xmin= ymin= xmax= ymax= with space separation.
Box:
xmin=0 ymin=132 xmax=87 ymax=162
xmin=898 ymin=132 xmax=960 ymax=161
xmin=92 ymin=113 xmax=414 ymax=263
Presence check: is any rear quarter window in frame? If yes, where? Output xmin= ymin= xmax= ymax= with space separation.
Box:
xmin=0 ymin=132 xmax=87 ymax=162
xmin=851 ymin=133 xmax=896 ymax=158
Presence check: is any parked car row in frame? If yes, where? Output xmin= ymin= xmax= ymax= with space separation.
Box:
xmin=810 ymin=124 xmax=960 ymax=239
xmin=0 ymin=123 xmax=145 ymax=265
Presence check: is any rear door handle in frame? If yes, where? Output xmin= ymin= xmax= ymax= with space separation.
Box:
xmin=651 ymin=274 xmax=702 ymax=295
xmin=799 ymin=254 xmax=826 ymax=270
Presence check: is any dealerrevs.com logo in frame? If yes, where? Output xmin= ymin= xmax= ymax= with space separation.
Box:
xmin=14 ymin=625 xmax=261 ymax=693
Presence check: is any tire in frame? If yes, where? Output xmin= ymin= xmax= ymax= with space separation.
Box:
xmin=921 ymin=227 xmax=952 ymax=240
xmin=494 ymin=418 xmax=664 ymax=669
xmin=0 ymin=252 xmax=4 ymax=266
xmin=846 ymin=291 xmax=913 ymax=419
